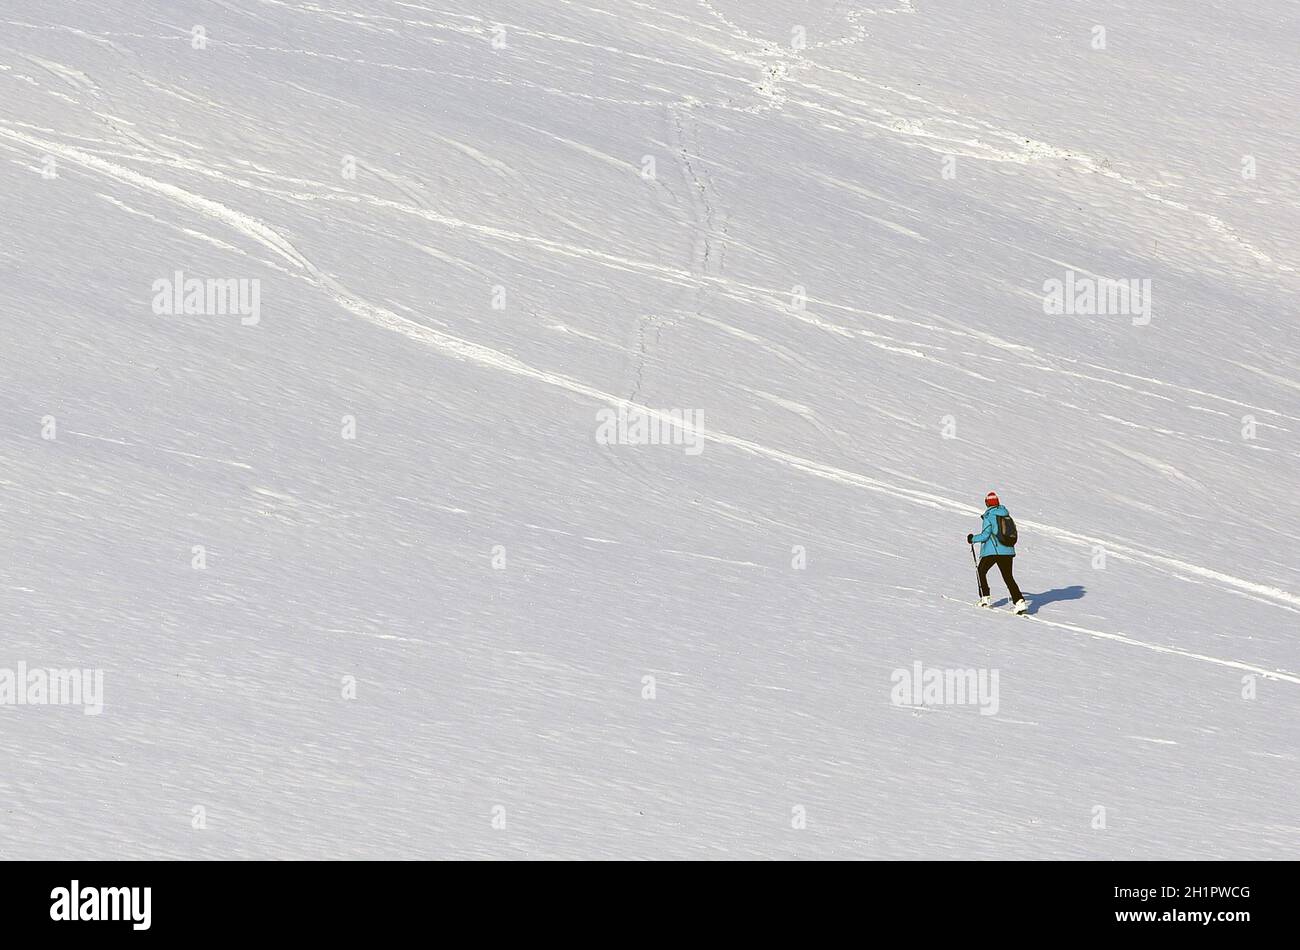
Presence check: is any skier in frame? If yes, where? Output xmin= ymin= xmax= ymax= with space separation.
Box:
xmin=967 ymin=491 xmax=1028 ymax=614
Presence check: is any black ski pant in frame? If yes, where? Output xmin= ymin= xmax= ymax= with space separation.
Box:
xmin=977 ymin=554 xmax=1023 ymax=603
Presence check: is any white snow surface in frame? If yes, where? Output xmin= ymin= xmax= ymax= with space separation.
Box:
xmin=1 ymin=1 xmax=1298 ymax=858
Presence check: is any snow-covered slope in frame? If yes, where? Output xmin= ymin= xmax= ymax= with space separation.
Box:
xmin=2 ymin=0 xmax=1297 ymax=858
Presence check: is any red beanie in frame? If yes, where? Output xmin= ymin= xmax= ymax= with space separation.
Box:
xmin=985 ymin=491 xmax=1000 ymax=508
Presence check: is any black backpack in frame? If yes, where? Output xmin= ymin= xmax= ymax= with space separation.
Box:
xmin=996 ymin=513 xmax=1018 ymax=547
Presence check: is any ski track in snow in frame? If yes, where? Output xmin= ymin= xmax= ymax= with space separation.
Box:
xmin=938 ymin=597 xmax=1300 ymax=686
xmin=9 ymin=6 xmax=1291 ymax=286
xmin=3 ymin=126 xmax=1290 ymax=451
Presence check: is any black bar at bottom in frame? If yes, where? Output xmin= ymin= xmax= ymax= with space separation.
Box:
xmin=0 ymin=860 xmax=1290 ymax=938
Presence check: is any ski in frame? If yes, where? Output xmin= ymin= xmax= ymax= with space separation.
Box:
xmin=941 ymin=594 xmax=1031 ymax=617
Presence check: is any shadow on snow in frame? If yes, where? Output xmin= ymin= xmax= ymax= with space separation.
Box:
xmin=993 ymin=585 xmax=1087 ymax=615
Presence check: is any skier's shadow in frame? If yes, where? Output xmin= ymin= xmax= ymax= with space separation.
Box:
xmin=994 ymin=585 xmax=1086 ymax=615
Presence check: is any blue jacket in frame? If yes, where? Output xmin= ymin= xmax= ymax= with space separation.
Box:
xmin=971 ymin=505 xmax=1015 ymax=557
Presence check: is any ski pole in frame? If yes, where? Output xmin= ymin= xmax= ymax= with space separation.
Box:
xmin=970 ymin=542 xmax=980 ymax=599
